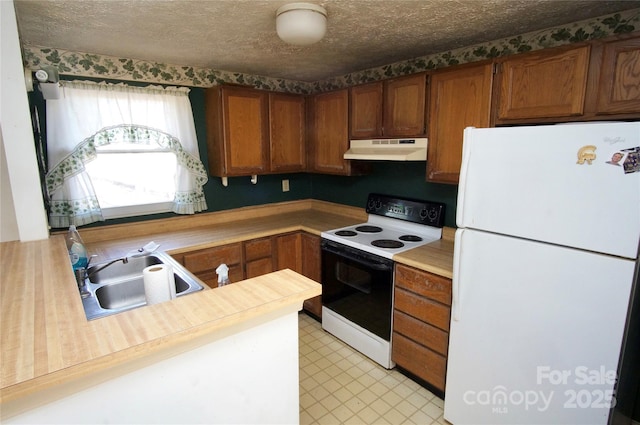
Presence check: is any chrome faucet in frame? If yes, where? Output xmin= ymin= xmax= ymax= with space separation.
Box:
xmin=86 ymin=256 xmax=129 ymax=279
xmin=75 ymin=255 xmax=129 ymax=298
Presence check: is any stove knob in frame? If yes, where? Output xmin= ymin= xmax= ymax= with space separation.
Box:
xmin=375 ymin=200 xmax=382 ymax=210
xmin=419 ymin=208 xmax=428 ymax=220
xmin=427 ymin=207 xmax=439 ymax=222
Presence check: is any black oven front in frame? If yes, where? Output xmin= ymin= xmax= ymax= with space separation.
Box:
xmin=321 ymin=239 xmax=394 ymax=341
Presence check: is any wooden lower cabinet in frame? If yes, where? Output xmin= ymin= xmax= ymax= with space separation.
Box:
xmin=392 ymin=264 xmax=452 ymax=393
xmin=393 ymin=333 xmax=448 ymax=391
xmin=275 ymin=232 xmax=303 ymax=272
xmin=275 ymin=232 xmax=322 ymax=318
xmin=244 ymin=237 xmax=274 ymax=279
xmin=181 ymin=243 xmax=243 ymax=288
xmin=301 ymin=232 xmax=322 ymax=318
xmin=176 ymin=232 xmax=322 ymax=316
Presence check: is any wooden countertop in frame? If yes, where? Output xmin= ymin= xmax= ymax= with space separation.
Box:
xmin=393 ymin=237 xmax=455 ymax=279
xmin=77 ymin=200 xmax=454 ymax=278
xmin=0 ymin=200 xmax=454 ymax=416
xmin=82 ymin=205 xmax=367 ymax=261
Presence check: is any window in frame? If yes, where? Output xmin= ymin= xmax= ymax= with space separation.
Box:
xmin=45 ymin=81 xmax=208 ymax=228
xmin=85 ymin=143 xmax=177 ymax=218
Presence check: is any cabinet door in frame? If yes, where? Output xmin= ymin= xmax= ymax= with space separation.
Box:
xmin=596 ymin=36 xmax=640 ymax=114
xmin=301 ymin=233 xmax=321 ymax=282
xmin=308 ymin=90 xmax=351 ymax=174
xmin=269 ymin=93 xmax=306 ymax=172
xmin=275 ymin=232 xmax=302 ymax=273
xmin=244 ymin=237 xmax=274 ymax=279
xmin=350 ymin=82 xmax=384 ymax=138
xmin=245 ymin=258 xmax=274 ymax=279
xmin=221 ymin=86 xmax=269 ymax=175
xmin=496 ymin=45 xmax=590 ymax=121
xmin=427 ymin=62 xmax=493 ymax=184
xmin=183 ymin=244 xmax=242 ymax=274
xmin=392 ymin=332 xmax=447 ymax=391
xmin=301 ymin=233 xmax=322 ymax=318
xmin=182 ymin=243 xmax=244 ymax=288
xmin=383 ymin=73 xmax=427 ymax=136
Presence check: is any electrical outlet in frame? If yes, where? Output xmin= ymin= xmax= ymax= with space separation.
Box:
xmin=282 ymin=179 xmax=290 ymax=192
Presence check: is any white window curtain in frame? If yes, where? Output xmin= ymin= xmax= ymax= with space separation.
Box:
xmin=45 ymin=80 xmax=208 ymax=228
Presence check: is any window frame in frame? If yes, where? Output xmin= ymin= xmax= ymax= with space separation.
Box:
xmin=85 ymin=144 xmax=178 ymax=219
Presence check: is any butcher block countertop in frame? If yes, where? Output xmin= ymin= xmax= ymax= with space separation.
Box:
xmin=393 ymin=234 xmax=455 ymax=279
xmin=76 ymin=200 xmax=454 ymax=277
xmin=0 ymin=200 xmax=454 ymax=417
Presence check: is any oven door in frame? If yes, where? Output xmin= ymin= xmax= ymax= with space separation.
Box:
xmin=321 ymin=239 xmax=394 ymax=341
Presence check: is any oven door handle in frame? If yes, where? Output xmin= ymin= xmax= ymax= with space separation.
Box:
xmin=322 ymin=243 xmax=392 ymax=272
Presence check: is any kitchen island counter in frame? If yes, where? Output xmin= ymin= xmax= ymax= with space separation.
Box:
xmin=0 ymin=234 xmax=321 ymax=421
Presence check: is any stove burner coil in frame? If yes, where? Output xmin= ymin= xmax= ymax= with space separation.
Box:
xmin=399 ymin=235 xmax=423 ymax=242
xmin=371 ymin=239 xmax=405 ymax=249
xmin=355 ymin=225 xmax=383 ymax=233
xmin=335 ymin=230 xmax=358 ymax=237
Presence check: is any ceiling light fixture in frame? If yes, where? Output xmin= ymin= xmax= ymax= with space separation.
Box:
xmin=276 ymin=2 xmax=327 ymax=46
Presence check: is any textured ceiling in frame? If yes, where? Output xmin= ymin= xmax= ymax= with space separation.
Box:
xmin=14 ymin=0 xmax=640 ymax=82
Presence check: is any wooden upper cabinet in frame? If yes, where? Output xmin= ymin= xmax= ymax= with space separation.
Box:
xmin=269 ymin=93 xmax=306 ymax=172
xmin=595 ymin=36 xmax=640 ymax=114
xmin=427 ymin=62 xmax=494 ymax=184
xmin=383 ymin=73 xmax=427 ymax=136
xmin=309 ymin=89 xmax=368 ymax=175
xmin=205 ymin=86 xmax=269 ymax=176
xmin=350 ymin=74 xmax=427 ymax=139
xmin=495 ymin=45 xmax=590 ymax=121
xmin=350 ymin=82 xmax=384 ymax=138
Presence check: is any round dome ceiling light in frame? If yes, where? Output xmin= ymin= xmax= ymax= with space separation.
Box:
xmin=276 ymin=2 xmax=327 ymax=46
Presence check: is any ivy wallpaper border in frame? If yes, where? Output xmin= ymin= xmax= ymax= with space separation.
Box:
xmin=22 ymin=8 xmax=640 ymax=94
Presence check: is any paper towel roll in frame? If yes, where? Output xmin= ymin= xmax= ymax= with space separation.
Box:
xmin=143 ymin=264 xmax=176 ymax=305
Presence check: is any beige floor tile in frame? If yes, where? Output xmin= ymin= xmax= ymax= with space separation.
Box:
xmin=299 ymin=313 xmax=444 ymax=425
xmin=423 ymin=401 xmax=444 ymax=419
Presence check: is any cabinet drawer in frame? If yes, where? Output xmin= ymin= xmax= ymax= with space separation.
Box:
xmin=197 ymin=264 xmax=244 ymax=288
xmin=395 ymin=264 xmax=451 ymax=305
xmin=183 ymin=244 xmax=242 ymax=273
xmin=392 ymin=332 xmax=446 ymax=391
xmin=393 ymin=310 xmax=449 ymax=356
xmin=244 ymin=237 xmax=273 ymax=261
xmin=245 ymin=257 xmax=274 ymax=279
xmin=394 ymin=287 xmax=451 ymax=331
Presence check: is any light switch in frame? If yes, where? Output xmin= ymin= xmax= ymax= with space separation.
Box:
xmin=282 ymin=179 xmax=290 ymax=192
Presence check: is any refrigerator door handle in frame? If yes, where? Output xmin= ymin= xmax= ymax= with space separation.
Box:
xmin=452 ymin=228 xmax=464 ymax=321
xmin=455 ymin=127 xmax=474 ymax=228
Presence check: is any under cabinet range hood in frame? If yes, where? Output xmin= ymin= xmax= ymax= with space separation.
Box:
xmin=343 ymin=138 xmax=428 ymax=161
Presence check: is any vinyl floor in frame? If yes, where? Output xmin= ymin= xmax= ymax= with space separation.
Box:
xmin=299 ymin=312 xmax=449 ymax=425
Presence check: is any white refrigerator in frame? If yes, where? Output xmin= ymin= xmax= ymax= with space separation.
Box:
xmin=444 ymin=122 xmax=640 ymax=425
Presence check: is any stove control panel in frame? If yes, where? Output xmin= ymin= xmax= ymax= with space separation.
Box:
xmin=366 ymin=193 xmax=446 ymax=227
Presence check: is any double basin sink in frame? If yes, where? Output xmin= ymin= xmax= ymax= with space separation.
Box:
xmin=80 ymin=251 xmax=204 ymax=320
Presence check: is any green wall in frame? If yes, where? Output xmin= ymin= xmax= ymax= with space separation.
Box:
xmin=310 ymin=163 xmax=458 ymax=227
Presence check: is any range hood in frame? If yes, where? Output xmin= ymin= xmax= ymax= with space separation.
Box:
xmin=343 ymin=138 xmax=428 ymax=161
